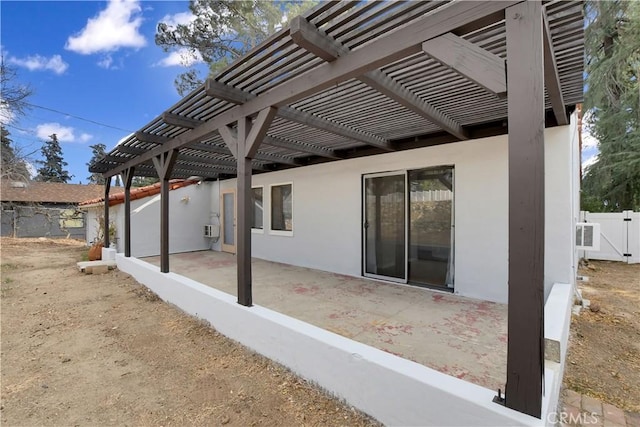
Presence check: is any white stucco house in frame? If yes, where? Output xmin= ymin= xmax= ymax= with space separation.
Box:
xmin=88 ymin=1 xmax=584 ymax=424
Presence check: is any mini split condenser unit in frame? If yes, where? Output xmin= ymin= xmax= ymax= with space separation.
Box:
xmin=576 ymin=222 xmax=601 ymax=251
xmin=204 ymin=224 xmax=220 ymax=238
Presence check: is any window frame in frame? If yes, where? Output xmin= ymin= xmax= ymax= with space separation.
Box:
xmin=268 ymin=182 xmax=294 ymax=237
xmin=251 ymin=185 xmax=264 ymax=234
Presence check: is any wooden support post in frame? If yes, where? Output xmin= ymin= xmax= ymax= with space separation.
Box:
xmin=122 ymin=167 xmax=135 ymax=257
xmin=152 ymin=150 xmax=179 ymax=273
xmin=237 ymin=117 xmax=252 ymax=306
xmin=103 ymin=177 xmax=111 ymax=248
xmin=219 ymin=108 xmax=275 ymax=307
xmin=505 ymin=1 xmax=544 ymax=418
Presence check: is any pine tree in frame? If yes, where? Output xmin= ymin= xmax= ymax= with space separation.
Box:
xmin=582 ymin=0 xmax=640 ymax=211
xmin=86 ymin=143 xmax=106 ymax=184
xmin=35 ymin=134 xmax=72 ymax=183
xmin=1 ymin=125 xmax=31 ymax=181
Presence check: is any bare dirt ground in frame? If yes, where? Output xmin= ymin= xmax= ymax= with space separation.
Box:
xmin=564 ymin=260 xmax=640 ymax=413
xmin=0 ymin=238 xmax=378 ymax=426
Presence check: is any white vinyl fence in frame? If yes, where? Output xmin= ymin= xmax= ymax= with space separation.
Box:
xmin=580 ymin=210 xmax=640 ymax=264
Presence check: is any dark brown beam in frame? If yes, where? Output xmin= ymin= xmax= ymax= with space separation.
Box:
xmin=115 ymin=145 xmax=147 ymax=155
xmin=104 ymin=0 xmax=518 ymax=177
xmin=218 ymin=125 xmax=239 ymax=158
xmin=206 ymin=79 xmax=392 ymax=150
xmin=162 ymin=112 xmax=202 ymax=129
xmin=505 ymin=1 xmax=544 ymax=418
xmin=218 ymin=109 xmax=276 ymax=307
xmin=177 ymin=152 xmax=244 ymax=170
xmin=235 ymin=117 xmax=253 ymax=306
xmin=173 ymin=162 xmax=234 ymax=175
xmin=543 ymin=13 xmax=568 ymax=125
xmin=422 ymin=32 xmax=507 ymax=97
xmin=103 ymin=177 xmax=111 ymax=248
xmin=135 ymin=132 xmax=171 ymax=145
xmin=263 ymin=135 xmax=342 ymax=159
xmin=245 ymin=107 xmax=277 ymax=158
xmin=191 ymin=141 xmax=295 ymax=167
xmin=122 ymin=167 xmax=134 ymax=257
xmin=290 ymin=17 xmax=468 ymax=140
xmin=152 ymin=150 xmax=179 ymax=273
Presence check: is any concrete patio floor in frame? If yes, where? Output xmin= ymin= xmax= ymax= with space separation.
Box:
xmin=143 ymin=250 xmax=507 ymax=392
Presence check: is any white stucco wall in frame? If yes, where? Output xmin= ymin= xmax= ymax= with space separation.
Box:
xmin=85 ymin=183 xmax=213 ymax=257
xmin=210 ymin=125 xmax=578 ymax=304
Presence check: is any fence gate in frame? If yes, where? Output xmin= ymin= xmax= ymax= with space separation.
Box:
xmin=581 ymin=210 xmax=640 ymax=264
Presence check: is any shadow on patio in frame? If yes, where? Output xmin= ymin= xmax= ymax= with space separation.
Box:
xmin=143 ymin=250 xmax=507 ymax=391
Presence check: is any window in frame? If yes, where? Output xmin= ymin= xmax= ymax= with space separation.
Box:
xmin=251 ymin=187 xmax=263 ymax=230
xmin=270 ymin=183 xmax=293 ymax=234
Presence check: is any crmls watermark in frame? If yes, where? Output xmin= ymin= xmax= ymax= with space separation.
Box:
xmin=547 ymin=411 xmax=599 ymax=425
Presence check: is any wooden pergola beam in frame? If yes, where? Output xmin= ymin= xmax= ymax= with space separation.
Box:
xmin=422 ymin=32 xmax=507 ymax=97
xmin=291 ymin=16 xmax=469 ymax=140
xmin=505 ymin=1 xmax=544 ymax=418
xmin=176 ymin=152 xmax=262 ymax=171
xmin=218 ymin=111 xmax=277 ymax=307
xmin=103 ymin=177 xmax=111 ymax=248
xmin=162 ymin=113 xmax=202 ymax=129
xmin=193 ymin=140 xmax=295 ymax=166
xmin=152 ymin=149 xmax=179 ymax=273
xmin=121 ymin=167 xmax=135 ymax=257
xmin=135 ymin=132 xmax=171 ymax=145
xmin=205 ymin=79 xmax=392 ymax=150
xmin=115 ymin=145 xmax=147 ymax=155
xmin=543 ymin=13 xmax=568 ymax=125
xmin=104 ymin=0 xmax=518 ymax=178
xmin=263 ymin=135 xmax=342 ymax=159
xmin=246 ymin=107 xmax=277 ymax=158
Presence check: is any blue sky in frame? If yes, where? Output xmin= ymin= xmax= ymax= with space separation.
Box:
xmin=1 ymin=0 xmax=208 ymax=183
xmin=2 ymin=0 xmax=597 ymax=183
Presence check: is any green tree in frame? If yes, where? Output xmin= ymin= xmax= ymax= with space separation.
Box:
xmin=155 ymin=0 xmax=317 ymax=95
xmin=1 ymin=126 xmax=31 ymax=181
xmin=35 ymin=134 xmax=72 ymax=183
xmin=582 ymin=0 xmax=640 ymax=212
xmin=86 ymin=143 xmax=107 ymax=184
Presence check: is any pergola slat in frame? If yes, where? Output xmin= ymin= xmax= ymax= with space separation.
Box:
xmin=290 ymin=16 xmax=469 ymax=140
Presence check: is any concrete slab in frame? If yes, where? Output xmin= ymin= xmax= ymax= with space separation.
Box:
xmin=77 ymin=260 xmax=117 ymax=272
xmin=143 ymin=250 xmax=508 ymax=392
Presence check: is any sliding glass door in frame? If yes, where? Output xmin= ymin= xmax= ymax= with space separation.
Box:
xmin=408 ymin=167 xmax=454 ymax=288
xmin=363 ymin=167 xmax=454 ymax=289
xmin=363 ymin=172 xmax=407 ymax=282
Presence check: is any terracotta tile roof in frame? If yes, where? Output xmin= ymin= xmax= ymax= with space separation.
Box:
xmin=79 ymin=179 xmax=198 ymax=207
xmin=1 ymin=180 xmax=124 ymax=204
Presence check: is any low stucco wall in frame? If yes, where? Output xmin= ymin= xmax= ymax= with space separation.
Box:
xmin=117 ymin=254 xmax=570 ymax=426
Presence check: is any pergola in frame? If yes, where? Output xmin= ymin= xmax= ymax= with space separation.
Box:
xmin=90 ymin=0 xmax=584 ymax=418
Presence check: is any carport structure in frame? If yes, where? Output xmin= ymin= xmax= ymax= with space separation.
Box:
xmin=90 ymin=0 xmax=584 ymax=418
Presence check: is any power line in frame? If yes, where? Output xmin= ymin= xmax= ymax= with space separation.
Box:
xmin=24 ymin=102 xmax=135 ymax=133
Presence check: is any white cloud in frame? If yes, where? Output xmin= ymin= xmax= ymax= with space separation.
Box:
xmin=66 ymin=0 xmax=146 ymax=55
xmin=154 ymin=48 xmax=203 ymax=67
xmin=35 ymin=122 xmax=92 ymax=143
xmin=7 ymin=54 xmax=69 ymax=75
xmin=160 ymin=11 xmax=195 ymax=28
xmin=97 ymin=55 xmax=117 ymax=69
